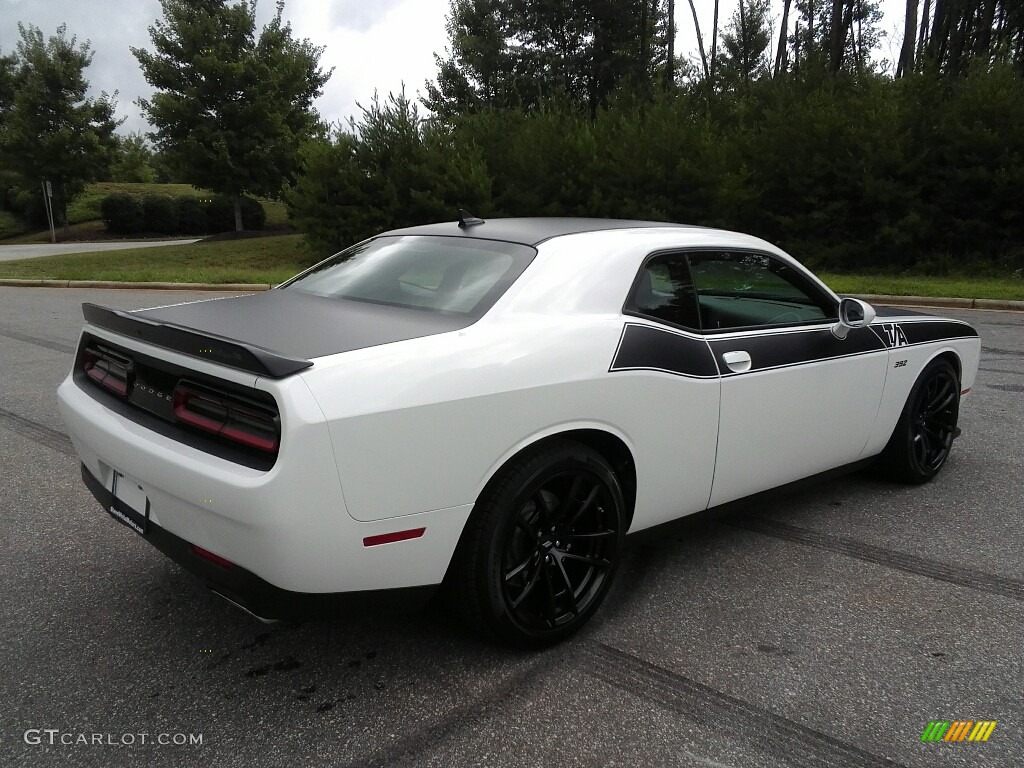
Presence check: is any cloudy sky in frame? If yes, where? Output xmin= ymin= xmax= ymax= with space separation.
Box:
xmin=0 ymin=0 xmax=908 ymax=136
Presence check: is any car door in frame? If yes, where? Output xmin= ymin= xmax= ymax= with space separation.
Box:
xmin=688 ymin=250 xmax=890 ymax=507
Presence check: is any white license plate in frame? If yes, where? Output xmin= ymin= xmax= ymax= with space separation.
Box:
xmin=107 ymin=470 xmax=150 ymax=535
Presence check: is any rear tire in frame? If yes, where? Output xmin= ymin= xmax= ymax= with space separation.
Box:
xmin=448 ymin=440 xmax=625 ymax=647
xmin=880 ymin=358 xmax=960 ymax=484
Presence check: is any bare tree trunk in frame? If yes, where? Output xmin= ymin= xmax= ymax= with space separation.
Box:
xmin=794 ymin=21 xmax=802 ymax=70
xmin=975 ymin=0 xmax=996 ymax=59
xmin=710 ymin=0 xmax=720 ymax=84
xmin=233 ymin=195 xmax=243 ymax=232
xmin=738 ymin=0 xmax=749 ymax=82
xmin=897 ymin=0 xmax=919 ymax=76
xmin=928 ymin=0 xmax=946 ymax=62
xmin=666 ymin=0 xmax=675 ymax=87
xmin=775 ymin=0 xmax=793 ymax=76
xmin=686 ymin=0 xmax=710 ymax=81
xmin=917 ymin=0 xmax=932 ymax=60
xmin=829 ymin=0 xmax=846 ymax=72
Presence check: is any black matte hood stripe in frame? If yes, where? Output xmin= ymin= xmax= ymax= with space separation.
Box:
xmin=610 ymin=323 xmax=719 ymax=378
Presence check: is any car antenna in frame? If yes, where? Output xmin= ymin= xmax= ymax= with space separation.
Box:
xmin=458 ymin=209 xmax=485 ymax=228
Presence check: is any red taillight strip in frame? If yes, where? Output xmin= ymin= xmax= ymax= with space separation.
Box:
xmin=83 ymin=348 xmax=130 ymax=397
xmin=362 ymin=528 xmax=426 ymax=547
xmin=173 ymin=384 xmax=279 ymax=453
xmin=190 ymin=544 xmax=236 ymax=569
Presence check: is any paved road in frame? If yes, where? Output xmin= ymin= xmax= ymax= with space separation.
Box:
xmin=0 ymin=240 xmax=201 ymax=261
xmin=0 ymin=287 xmax=1021 ymax=768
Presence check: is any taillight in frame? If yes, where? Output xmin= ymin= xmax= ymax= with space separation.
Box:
xmin=82 ymin=345 xmax=131 ymax=397
xmin=173 ymin=383 xmax=279 ymax=453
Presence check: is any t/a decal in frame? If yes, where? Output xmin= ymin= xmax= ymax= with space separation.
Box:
xmin=882 ymin=323 xmax=909 ymax=348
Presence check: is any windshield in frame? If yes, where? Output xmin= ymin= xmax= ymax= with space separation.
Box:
xmin=282 ymin=236 xmax=536 ymax=316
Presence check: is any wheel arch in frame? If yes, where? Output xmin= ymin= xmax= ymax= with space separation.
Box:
xmin=475 ymin=426 xmax=638 ymax=532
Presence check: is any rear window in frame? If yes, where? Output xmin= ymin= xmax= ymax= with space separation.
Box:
xmin=282 ymin=236 xmax=536 ymax=317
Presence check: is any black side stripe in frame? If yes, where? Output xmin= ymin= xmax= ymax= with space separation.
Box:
xmin=610 ymin=323 xmax=718 ymax=378
xmin=610 ymin=319 xmax=978 ymax=380
xmin=707 ymin=326 xmax=886 ymax=375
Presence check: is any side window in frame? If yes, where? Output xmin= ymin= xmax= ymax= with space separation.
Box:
xmin=625 ymin=253 xmax=701 ymax=330
xmin=687 ymin=251 xmax=837 ymax=331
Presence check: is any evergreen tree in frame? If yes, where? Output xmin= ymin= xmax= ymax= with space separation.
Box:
xmin=133 ymin=0 xmax=331 ymax=230
xmin=715 ymin=0 xmax=773 ymax=87
xmin=425 ymin=0 xmax=670 ymax=117
xmin=0 ymin=24 xmax=121 ymax=231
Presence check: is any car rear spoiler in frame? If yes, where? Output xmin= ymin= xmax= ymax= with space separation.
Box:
xmin=82 ymin=303 xmax=313 ymax=379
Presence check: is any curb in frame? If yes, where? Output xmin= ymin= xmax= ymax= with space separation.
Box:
xmin=0 ymin=279 xmax=271 ymax=291
xmin=0 ymin=279 xmax=1021 ymax=311
xmin=851 ymin=293 xmax=1024 ymax=312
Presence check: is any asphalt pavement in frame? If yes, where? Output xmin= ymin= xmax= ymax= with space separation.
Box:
xmin=0 ymin=240 xmax=200 ymax=261
xmin=0 ymin=287 xmax=1021 ymax=768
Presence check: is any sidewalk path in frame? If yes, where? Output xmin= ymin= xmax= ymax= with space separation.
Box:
xmin=0 ymin=239 xmax=200 ymax=262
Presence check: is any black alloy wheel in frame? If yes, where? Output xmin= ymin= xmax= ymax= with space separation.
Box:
xmin=910 ymin=365 xmax=959 ymax=473
xmin=449 ymin=440 xmax=625 ymax=646
xmin=882 ymin=357 xmax=961 ymax=484
xmin=500 ymin=469 xmax=619 ymax=633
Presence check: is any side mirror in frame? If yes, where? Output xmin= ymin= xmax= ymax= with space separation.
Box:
xmin=832 ymin=297 xmax=876 ymax=340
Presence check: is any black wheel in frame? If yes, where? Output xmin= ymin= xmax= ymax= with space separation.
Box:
xmin=448 ymin=440 xmax=625 ymax=646
xmin=880 ymin=358 xmax=960 ymax=484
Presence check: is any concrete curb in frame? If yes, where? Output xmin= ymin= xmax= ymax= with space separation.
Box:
xmin=0 ymin=278 xmax=271 ymax=291
xmin=0 ymin=279 xmax=1021 ymax=310
xmin=851 ymin=293 xmax=1024 ymax=312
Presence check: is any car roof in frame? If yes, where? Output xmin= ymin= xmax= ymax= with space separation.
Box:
xmin=381 ymin=217 xmax=704 ymax=246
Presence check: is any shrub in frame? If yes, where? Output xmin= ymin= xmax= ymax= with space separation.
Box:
xmin=143 ymin=195 xmax=178 ymax=234
xmin=101 ymin=192 xmax=145 ymax=234
xmin=9 ymin=187 xmax=50 ymax=228
xmin=174 ymin=197 xmax=207 ymax=234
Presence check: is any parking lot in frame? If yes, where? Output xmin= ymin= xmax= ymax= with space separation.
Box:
xmin=1 ymin=286 xmax=1021 ymax=768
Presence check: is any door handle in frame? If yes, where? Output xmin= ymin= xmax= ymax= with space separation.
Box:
xmin=722 ymin=350 xmax=752 ymax=373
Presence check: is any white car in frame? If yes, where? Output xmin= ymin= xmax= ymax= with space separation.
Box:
xmin=58 ymin=216 xmax=980 ymax=645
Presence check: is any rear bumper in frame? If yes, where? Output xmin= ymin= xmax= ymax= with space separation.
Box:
xmin=59 ymin=369 xmax=474 ymax=602
xmin=80 ymin=464 xmax=436 ymax=620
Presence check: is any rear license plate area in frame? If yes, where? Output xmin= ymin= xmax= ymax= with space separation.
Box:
xmin=107 ymin=470 xmax=150 ymax=535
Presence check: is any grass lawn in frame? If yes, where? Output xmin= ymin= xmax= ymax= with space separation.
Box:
xmin=820 ymin=273 xmax=1024 ymax=302
xmin=0 ymin=234 xmax=313 ymax=285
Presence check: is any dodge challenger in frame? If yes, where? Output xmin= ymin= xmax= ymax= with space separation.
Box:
xmin=57 ymin=216 xmax=980 ymax=645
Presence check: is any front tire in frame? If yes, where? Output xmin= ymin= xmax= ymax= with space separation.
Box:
xmin=449 ymin=440 xmax=625 ymax=647
xmin=880 ymin=357 xmax=960 ymax=484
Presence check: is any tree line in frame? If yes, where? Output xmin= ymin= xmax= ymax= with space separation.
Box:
xmin=0 ymin=0 xmax=328 ymax=234
xmin=289 ymin=0 xmax=1024 ymax=274
xmin=2 ymin=0 xmax=1021 ymax=275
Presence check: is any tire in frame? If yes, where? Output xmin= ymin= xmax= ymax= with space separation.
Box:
xmin=447 ymin=440 xmax=626 ymax=647
xmin=880 ymin=357 xmax=960 ymax=484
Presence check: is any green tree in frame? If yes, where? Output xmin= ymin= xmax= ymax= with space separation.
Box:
xmin=715 ymin=0 xmax=773 ymax=88
xmin=287 ymin=90 xmax=491 ymax=253
xmin=425 ymin=0 xmax=670 ymax=118
xmin=791 ymin=0 xmax=884 ymax=74
xmin=108 ymin=131 xmax=157 ymax=183
xmin=0 ymin=24 xmax=121 ymax=231
xmin=133 ymin=0 xmax=331 ymax=230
